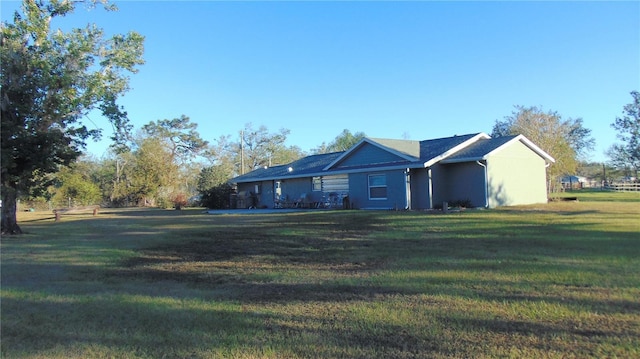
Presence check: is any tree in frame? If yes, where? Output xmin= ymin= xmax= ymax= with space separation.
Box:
xmin=51 ymin=165 xmax=102 ymax=208
xmin=491 ymin=106 xmax=595 ymax=190
xmin=239 ymin=123 xmax=304 ymax=173
xmin=313 ymin=129 xmax=366 ymax=154
xmin=197 ymin=165 xmax=233 ymax=193
xmin=141 ymin=115 xmax=208 ymax=163
xmin=1 ymin=0 xmax=144 ymax=234
xmin=127 ymin=137 xmax=177 ymax=206
xmin=608 ymin=91 xmax=640 ymax=178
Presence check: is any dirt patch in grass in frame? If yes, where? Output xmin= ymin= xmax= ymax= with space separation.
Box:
xmin=110 ymin=212 xmax=394 ymax=302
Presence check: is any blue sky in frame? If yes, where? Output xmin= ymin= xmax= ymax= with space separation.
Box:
xmin=2 ymin=1 xmax=639 ymax=162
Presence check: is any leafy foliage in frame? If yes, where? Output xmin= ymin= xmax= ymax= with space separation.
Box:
xmin=171 ymin=192 xmax=188 ymax=210
xmin=492 ymin=106 xmax=594 ymax=189
xmin=207 ymin=123 xmax=304 ymax=177
xmin=141 ymin=115 xmax=208 ymax=162
xmin=128 ymin=137 xmax=177 ymax=206
xmin=52 ymin=168 xmax=102 ymax=208
xmin=1 ymin=0 xmax=144 ymax=234
xmin=608 ymin=91 xmax=640 ymax=177
xmin=197 ymin=164 xmax=232 ymax=193
xmin=313 ymin=129 xmax=366 ymax=154
xmin=200 ymin=183 xmax=234 ymax=209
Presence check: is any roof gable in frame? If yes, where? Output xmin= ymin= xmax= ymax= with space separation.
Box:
xmin=441 ymin=135 xmax=555 ymax=164
xmin=420 ymin=133 xmax=490 ymax=167
xmin=324 ymin=138 xmax=420 ymax=170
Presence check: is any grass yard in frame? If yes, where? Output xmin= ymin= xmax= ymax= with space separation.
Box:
xmin=2 ymin=191 xmax=639 ymax=358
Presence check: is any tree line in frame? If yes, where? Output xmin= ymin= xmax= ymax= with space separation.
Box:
xmin=2 ymin=0 xmax=638 ymax=234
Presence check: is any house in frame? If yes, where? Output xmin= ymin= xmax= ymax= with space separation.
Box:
xmin=231 ymin=132 xmax=555 ymax=210
xmin=561 ymin=175 xmax=589 ymax=189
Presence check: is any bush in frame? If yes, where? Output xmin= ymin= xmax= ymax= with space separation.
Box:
xmin=449 ymin=199 xmax=473 ymax=208
xmin=200 ymin=184 xmax=234 ymax=209
xmin=172 ymin=192 xmax=188 ymax=210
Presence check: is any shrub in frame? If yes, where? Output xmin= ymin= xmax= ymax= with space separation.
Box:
xmin=200 ymin=184 xmax=234 ymax=209
xmin=449 ymin=199 xmax=473 ymax=208
xmin=171 ymin=193 xmax=188 ymax=210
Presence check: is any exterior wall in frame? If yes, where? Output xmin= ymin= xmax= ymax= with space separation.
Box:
xmin=348 ymin=170 xmax=408 ymax=210
xmin=335 ymin=143 xmax=406 ymax=168
xmin=485 ymin=141 xmax=548 ymax=207
xmin=232 ymin=137 xmax=551 ymax=210
xmin=235 ymin=182 xmax=262 ymax=208
xmin=278 ymin=177 xmax=318 ymax=206
xmin=430 ymin=163 xmax=449 ymax=208
xmin=409 ymin=168 xmax=431 ymax=210
xmin=439 ymin=162 xmax=487 ymax=208
xmin=237 ymin=179 xmax=316 ymax=208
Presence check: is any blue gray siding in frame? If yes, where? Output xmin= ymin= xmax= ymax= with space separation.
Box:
xmin=348 ymin=170 xmax=408 ymax=210
xmin=440 ymin=162 xmax=487 ymax=208
xmin=335 ymin=143 xmax=407 ymax=169
xmin=409 ymin=168 xmax=431 ymax=210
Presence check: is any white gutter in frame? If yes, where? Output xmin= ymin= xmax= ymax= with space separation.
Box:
xmin=423 ymin=133 xmax=491 ymax=168
xmin=404 ymin=168 xmax=411 ymax=210
xmin=427 ymin=167 xmax=433 ymax=209
xmin=476 ymin=160 xmax=489 ymax=208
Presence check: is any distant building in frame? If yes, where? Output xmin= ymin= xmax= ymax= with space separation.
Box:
xmin=561 ymin=175 xmax=589 ymax=189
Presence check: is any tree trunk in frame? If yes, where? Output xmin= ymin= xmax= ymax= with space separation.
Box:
xmin=1 ymin=185 xmax=22 ymax=235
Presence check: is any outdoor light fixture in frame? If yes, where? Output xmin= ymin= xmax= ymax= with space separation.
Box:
xmin=288 ymin=167 xmax=293 ymax=172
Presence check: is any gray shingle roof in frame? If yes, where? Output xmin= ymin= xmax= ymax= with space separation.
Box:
xmin=441 ymin=136 xmax=517 ymax=163
xmin=232 ymin=132 xmax=498 ymax=183
xmin=232 ymin=151 xmax=344 ymax=183
xmin=418 ymin=133 xmax=482 ymax=162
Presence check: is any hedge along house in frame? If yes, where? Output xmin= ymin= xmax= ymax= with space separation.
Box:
xmin=230 ymin=132 xmax=555 ymax=210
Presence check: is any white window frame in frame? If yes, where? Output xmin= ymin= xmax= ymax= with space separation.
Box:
xmin=312 ymin=177 xmax=322 ymax=192
xmin=368 ymin=174 xmax=387 ymax=200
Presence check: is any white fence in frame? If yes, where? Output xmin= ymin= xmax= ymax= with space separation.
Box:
xmin=604 ymin=183 xmax=640 ymax=192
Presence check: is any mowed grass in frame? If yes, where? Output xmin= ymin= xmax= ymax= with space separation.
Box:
xmin=2 ymin=192 xmax=639 ymax=358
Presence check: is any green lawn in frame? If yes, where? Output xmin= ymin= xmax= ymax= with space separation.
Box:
xmin=2 ymin=192 xmax=639 ymax=358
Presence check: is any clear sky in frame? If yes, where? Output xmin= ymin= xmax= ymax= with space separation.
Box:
xmin=2 ymin=1 xmax=639 ymax=162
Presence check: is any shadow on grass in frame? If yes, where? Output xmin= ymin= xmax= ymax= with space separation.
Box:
xmin=0 ymin=294 xmax=261 ymax=357
xmin=3 ymin=209 xmax=639 ymax=357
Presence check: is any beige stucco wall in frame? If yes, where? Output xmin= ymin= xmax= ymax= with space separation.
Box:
xmin=486 ymin=141 xmax=548 ymax=207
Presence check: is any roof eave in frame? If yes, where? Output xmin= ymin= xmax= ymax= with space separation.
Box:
xmin=323 ymin=138 xmax=418 ymax=171
xmin=487 ymin=135 xmax=556 ymax=164
xmin=516 ymin=135 xmax=556 ymax=163
xmin=422 ymin=132 xmax=491 ymax=167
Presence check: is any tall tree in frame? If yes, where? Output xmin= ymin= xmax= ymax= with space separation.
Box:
xmin=127 ymin=137 xmax=177 ymax=206
xmin=491 ymin=106 xmax=594 ymax=189
xmin=608 ymin=91 xmax=640 ymax=178
xmin=313 ymin=129 xmax=366 ymax=154
xmin=141 ymin=115 xmax=208 ymax=163
xmin=240 ymin=124 xmax=300 ymax=173
xmin=1 ymin=0 xmax=144 ymax=234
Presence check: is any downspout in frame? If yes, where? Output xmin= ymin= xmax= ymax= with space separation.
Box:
xmin=427 ymin=167 xmax=433 ymax=209
xmin=404 ymin=168 xmax=411 ymax=210
xmin=476 ymin=161 xmax=489 ymax=208
xmin=545 ymin=162 xmax=551 ymax=194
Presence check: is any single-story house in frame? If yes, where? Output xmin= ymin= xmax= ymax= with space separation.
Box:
xmin=231 ymin=132 xmax=555 ymax=210
xmin=561 ymin=175 xmax=589 ymax=189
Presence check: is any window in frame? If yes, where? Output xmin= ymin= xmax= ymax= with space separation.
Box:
xmin=312 ymin=177 xmax=322 ymax=191
xmin=368 ymin=174 xmax=387 ymax=199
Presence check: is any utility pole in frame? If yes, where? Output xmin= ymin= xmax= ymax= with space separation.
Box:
xmin=240 ymin=130 xmax=245 ymax=175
